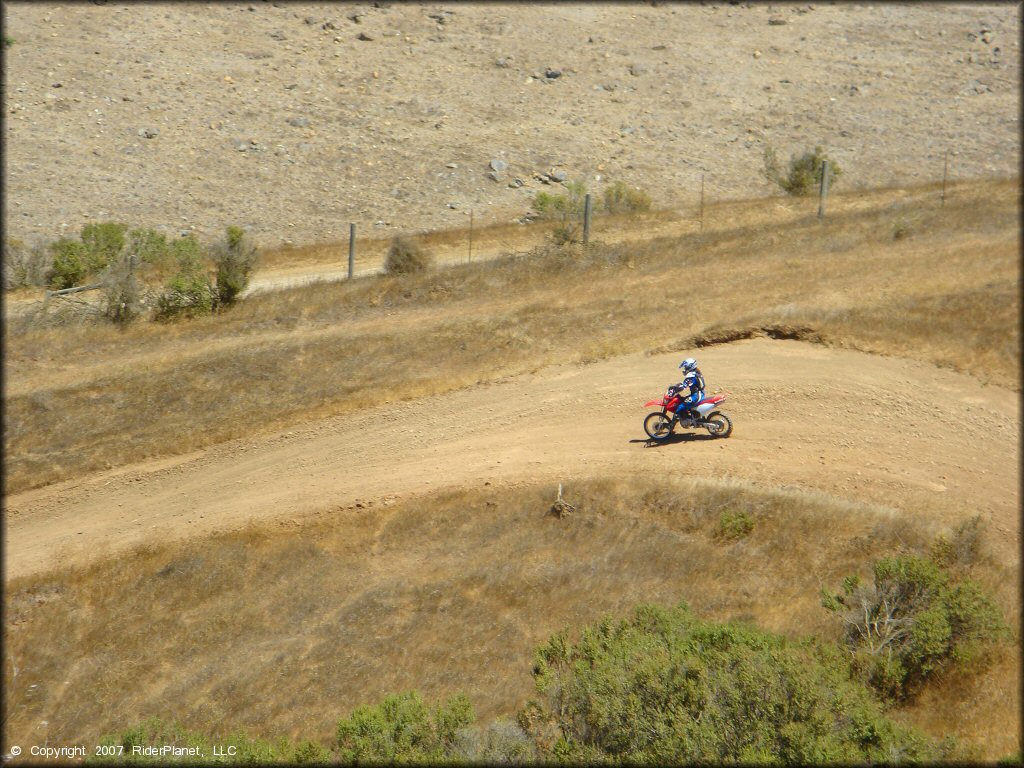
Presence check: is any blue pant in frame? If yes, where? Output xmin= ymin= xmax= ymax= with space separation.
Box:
xmin=675 ymin=392 xmax=702 ymax=417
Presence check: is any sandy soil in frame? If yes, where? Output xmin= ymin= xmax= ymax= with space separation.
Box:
xmin=5 ymin=337 xmax=1018 ymax=581
xmin=3 ymin=2 xmax=1019 ymax=247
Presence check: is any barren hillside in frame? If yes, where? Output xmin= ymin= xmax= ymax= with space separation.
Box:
xmin=3 ymin=2 xmax=1020 ymax=247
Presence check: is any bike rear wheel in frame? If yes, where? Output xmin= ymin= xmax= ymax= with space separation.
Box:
xmin=705 ymin=411 xmax=733 ymax=438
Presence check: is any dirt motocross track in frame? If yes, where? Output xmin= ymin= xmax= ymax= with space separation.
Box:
xmin=5 ymin=337 xmax=1018 ymax=581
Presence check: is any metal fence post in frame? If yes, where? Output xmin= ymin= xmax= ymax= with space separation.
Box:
xmin=699 ymin=173 xmax=705 ymax=232
xmin=583 ymin=193 xmax=592 ymax=245
xmin=468 ymin=209 xmax=474 ymax=263
xmin=817 ymin=160 xmax=830 ymax=220
xmin=941 ymin=150 xmax=949 ymax=206
xmin=348 ymin=223 xmax=355 ymax=279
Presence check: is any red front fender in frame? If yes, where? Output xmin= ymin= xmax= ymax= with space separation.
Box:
xmin=644 ymin=400 xmax=665 ymax=408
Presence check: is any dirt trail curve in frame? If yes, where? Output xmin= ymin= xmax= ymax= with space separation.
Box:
xmin=4 ymin=338 xmax=1019 ymax=581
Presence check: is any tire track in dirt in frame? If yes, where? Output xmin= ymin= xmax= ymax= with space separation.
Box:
xmin=4 ymin=338 xmax=1018 ymax=580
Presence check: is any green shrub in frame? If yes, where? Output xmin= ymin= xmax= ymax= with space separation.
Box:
xmin=454 ymin=718 xmax=536 ymax=764
xmin=292 ymin=740 xmax=332 ymax=764
xmin=91 ymin=717 xmax=290 ymax=764
xmin=603 ymin=181 xmax=652 ymax=214
xmin=717 ymin=509 xmax=754 ymax=541
xmin=126 ymin=227 xmax=171 ymax=264
xmin=893 ymin=217 xmax=912 ymax=241
xmin=81 ymin=221 xmax=128 ymax=272
xmin=764 ymin=144 xmax=842 ymax=196
xmin=154 ymin=241 xmax=214 ymax=321
xmin=210 ymin=226 xmax=259 ymax=306
xmin=384 ymin=236 xmax=433 ymax=275
xmin=822 ymin=553 xmax=1007 ymax=700
xmin=48 ymin=238 xmax=89 ymax=289
xmin=335 ymin=690 xmax=474 ymax=763
xmin=521 ymin=602 xmax=937 ymax=763
xmin=533 ymin=181 xmax=588 ymax=245
xmin=532 ymin=181 xmax=587 ymax=220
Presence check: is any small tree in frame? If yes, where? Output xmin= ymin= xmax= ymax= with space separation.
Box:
xmin=822 ymin=554 xmax=1006 ymax=700
xmin=764 ymin=144 xmax=842 ymax=196
xmin=47 ymin=238 xmax=88 ymax=289
xmin=80 ymin=221 xmax=128 ymax=272
xmin=210 ymin=225 xmax=259 ymax=306
xmin=521 ymin=602 xmax=938 ymax=763
xmin=532 ymin=181 xmax=588 ymax=244
xmin=335 ymin=691 xmax=474 ymax=763
xmin=154 ymin=238 xmax=215 ymax=321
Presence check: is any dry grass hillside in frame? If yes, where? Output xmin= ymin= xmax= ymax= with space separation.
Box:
xmin=5 ymin=178 xmax=1018 ymax=494
xmin=4 ymin=476 xmax=1019 ymax=758
xmin=2 ymin=2 xmax=1019 ymax=246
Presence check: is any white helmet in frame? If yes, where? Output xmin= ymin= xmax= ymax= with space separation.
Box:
xmin=679 ymin=357 xmax=698 ymax=373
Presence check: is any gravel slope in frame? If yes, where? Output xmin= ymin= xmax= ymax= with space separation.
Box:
xmin=3 ymin=2 xmax=1019 ymax=246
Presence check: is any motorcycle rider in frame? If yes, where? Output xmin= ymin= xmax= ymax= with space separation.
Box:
xmin=669 ymin=358 xmax=706 ymax=422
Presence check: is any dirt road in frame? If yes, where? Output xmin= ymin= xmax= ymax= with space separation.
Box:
xmin=4 ymin=338 xmax=1018 ymax=581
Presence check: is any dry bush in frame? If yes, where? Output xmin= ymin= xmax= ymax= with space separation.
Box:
xmin=602 ymin=181 xmax=652 ymax=214
xmin=384 ymin=235 xmax=433 ymax=274
xmin=100 ymin=252 xmax=142 ymax=324
xmin=764 ymin=144 xmax=843 ymax=196
xmin=210 ymin=226 xmax=260 ymax=306
xmin=3 ymin=238 xmax=51 ymax=290
xmin=3 ymin=476 xmax=1017 ymax=759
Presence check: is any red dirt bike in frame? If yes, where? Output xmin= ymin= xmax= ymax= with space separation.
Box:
xmin=643 ymin=387 xmax=733 ymax=441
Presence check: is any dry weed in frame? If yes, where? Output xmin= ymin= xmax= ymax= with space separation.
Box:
xmin=3 ymin=475 xmax=1017 ymax=758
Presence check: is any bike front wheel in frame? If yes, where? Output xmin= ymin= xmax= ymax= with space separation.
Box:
xmin=644 ymin=412 xmax=675 ymax=441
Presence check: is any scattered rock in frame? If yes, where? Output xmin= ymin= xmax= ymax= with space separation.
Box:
xmin=447 ymin=201 xmax=459 ymax=209
xmin=347 ymin=13 xmax=363 ymax=24
xmin=495 ymin=56 xmax=514 ymax=68
xmin=269 ymin=30 xmax=286 ymax=41
xmin=629 ymin=63 xmax=648 ymax=76
xmin=508 ymin=178 xmax=525 ymax=188
xmin=768 ymin=17 xmax=787 ymax=25
xmin=286 ymin=116 xmax=310 ymax=128
xmin=545 ymin=68 xmax=562 ymax=79
xmin=968 ymin=78 xmax=992 ymax=94
xmin=51 ymin=82 xmax=63 ymax=88
xmin=549 ymin=169 xmax=568 ymax=182
xmin=487 ymin=171 xmax=501 ymax=181
xmin=304 ymin=16 xmax=318 ymax=25
xmin=322 ymin=20 xmax=337 ymax=30
xmin=489 ymin=158 xmax=508 ymax=173
xmin=357 ymin=32 xmax=374 ymax=41
xmin=138 ymin=127 xmax=159 ymax=139
xmin=446 ymin=162 xmax=458 ymax=168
